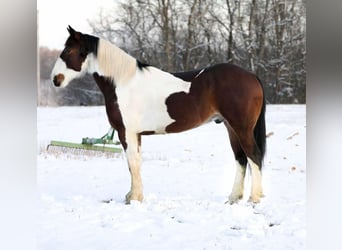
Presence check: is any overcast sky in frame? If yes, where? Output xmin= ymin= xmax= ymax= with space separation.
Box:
xmin=37 ymin=0 xmax=115 ymax=49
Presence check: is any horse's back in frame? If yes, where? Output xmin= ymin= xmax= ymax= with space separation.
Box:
xmin=187 ymin=63 xmax=263 ymax=108
xmin=178 ymin=63 xmax=262 ymax=96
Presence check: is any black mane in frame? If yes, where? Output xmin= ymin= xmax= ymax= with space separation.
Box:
xmin=83 ymin=34 xmax=99 ymax=56
xmin=137 ymin=60 xmax=150 ymax=70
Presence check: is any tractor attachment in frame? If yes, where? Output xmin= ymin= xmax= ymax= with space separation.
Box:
xmin=47 ymin=127 xmax=122 ymax=156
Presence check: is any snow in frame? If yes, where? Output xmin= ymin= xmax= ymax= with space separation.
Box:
xmin=37 ymin=105 xmax=306 ymax=250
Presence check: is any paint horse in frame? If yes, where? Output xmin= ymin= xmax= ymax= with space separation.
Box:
xmin=51 ymin=26 xmax=266 ymax=204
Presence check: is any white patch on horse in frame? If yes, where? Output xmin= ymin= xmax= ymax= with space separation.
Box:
xmin=86 ymin=53 xmax=101 ymax=74
xmin=51 ymin=57 xmax=88 ymax=88
xmin=116 ymin=66 xmax=191 ymax=134
xmin=247 ymin=157 xmax=263 ymax=203
xmin=229 ymin=161 xmax=246 ymax=203
xmin=195 ymin=68 xmax=205 ymax=78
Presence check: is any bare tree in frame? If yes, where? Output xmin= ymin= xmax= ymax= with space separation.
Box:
xmin=86 ymin=0 xmax=306 ymax=104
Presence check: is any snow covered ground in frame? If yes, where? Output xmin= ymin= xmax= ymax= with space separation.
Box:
xmin=37 ymin=105 xmax=306 ymax=250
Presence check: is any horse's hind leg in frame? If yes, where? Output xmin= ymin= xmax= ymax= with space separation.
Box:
xmin=247 ymin=156 xmax=263 ymax=203
xmin=224 ymin=122 xmax=263 ymax=203
xmin=237 ymin=130 xmax=263 ymax=203
xmin=225 ymin=124 xmax=248 ymax=204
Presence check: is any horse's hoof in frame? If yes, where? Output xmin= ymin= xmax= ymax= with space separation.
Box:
xmin=125 ymin=191 xmax=143 ymax=204
xmin=247 ymin=196 xmax=261 ymax=203
xmin=228 ymin=194 xmax=243 ymax=204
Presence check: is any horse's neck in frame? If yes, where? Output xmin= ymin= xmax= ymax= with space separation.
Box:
xmin=97 ymin=39 xmax=137 ymax=85
xmin=93 ymin=73 xmax=117 ymax=103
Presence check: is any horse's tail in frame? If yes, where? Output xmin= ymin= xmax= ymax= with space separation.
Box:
xmin=254 ymin=76 xmax=266 ymax=166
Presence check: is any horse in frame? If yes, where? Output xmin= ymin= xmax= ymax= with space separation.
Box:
xmin=51 ymin=26 xmax=266 ymax=204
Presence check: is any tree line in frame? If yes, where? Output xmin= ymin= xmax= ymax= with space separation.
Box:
xmin=39 ymin=0 xmax=305 ymax=105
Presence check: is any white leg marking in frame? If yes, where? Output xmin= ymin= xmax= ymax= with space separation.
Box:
xmin=247 ymin=157 xmax=263 ymax=203
xmin=229 ymin=161 xmax=246 ymax=204
xmin=125 ymin=133 xmax=143 ymax=204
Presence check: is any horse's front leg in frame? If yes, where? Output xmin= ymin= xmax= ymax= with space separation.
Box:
xmin=125 ymin=133 xmax=143 ymax=204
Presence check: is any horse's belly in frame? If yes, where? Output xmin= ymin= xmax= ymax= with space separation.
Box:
xmin=118 ymin=98 xmax=175 ymax=134
xmin=142 ymin=111 xmax=174 ymax=134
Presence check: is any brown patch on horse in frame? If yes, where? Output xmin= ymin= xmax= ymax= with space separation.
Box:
xmin=60 ymin=30 xmax=88 ymax=72
xmin=93 ymin=72 xmax=127 ymax=150
xmin=210 ymin=64 xmax=264 ymax=166
xmin=139 ymin=131 xmax=155 ymax=136
xmin=165 ymin=71 xmax=217 ymax=133
xmin=197 ymin=64 xmax=263 ymax=129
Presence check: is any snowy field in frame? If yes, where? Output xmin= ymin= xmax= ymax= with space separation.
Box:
xmin=37 ymin=105 xmax=306 ymax=250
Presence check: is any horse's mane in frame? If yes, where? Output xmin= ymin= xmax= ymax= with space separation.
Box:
xmin=97 ymin=39 xmax=137 ymax=84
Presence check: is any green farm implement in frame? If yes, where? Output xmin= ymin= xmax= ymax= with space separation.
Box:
xmin=47 ymin=127 xmax=122 ymax=155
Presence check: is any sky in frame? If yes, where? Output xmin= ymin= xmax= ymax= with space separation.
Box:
xmin=37 ymin=0 xmax=116 ymax=49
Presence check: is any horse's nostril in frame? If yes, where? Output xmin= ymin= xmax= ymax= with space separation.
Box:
xmin=53 ymin=74 xmax=64 ymax=87
xmin=53 ymin=76 xmax=59 ymax=86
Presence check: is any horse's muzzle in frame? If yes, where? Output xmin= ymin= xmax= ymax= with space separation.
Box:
xmin=53 ymin=74 xmax=65 ymax=87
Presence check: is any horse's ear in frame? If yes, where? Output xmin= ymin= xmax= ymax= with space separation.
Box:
xmin=67 ymin=25 xmax=81 ymax=40
xmin=67 ymin=25 xmax=75 ymax=35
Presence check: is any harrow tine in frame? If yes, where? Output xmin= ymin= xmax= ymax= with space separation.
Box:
xmin=46 ymin=144 xmax=122 ymax=157
xmin=47 ymin=140 xmax=122 ymax=156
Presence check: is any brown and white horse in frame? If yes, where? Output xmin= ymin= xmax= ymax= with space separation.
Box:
xmin=51 ymin=26 xmax=266 ymax=204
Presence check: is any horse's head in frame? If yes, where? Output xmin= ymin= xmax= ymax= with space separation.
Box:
xmin=51 ymin=25 xmax=96 ymax=87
